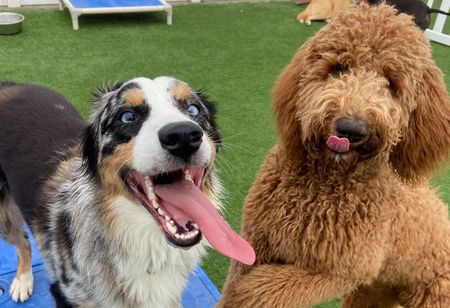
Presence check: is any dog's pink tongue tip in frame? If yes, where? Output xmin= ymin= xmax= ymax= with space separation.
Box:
xmin=154 ymin=181 xmax=256 ymax=266
xmin=213 ymin=233 xmax=256 ymax=265
xmin=326 ymin=135 xmax=350 ymax=153
xmin=215 ymin=233 xmax=256 ymax=265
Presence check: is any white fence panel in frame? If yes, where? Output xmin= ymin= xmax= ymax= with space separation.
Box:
xmin=426 ymin=0 xmax=450 ymax=46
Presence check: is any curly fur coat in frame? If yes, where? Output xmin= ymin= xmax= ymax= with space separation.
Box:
xmin=218 ymin=5 xmax=450 ymax=307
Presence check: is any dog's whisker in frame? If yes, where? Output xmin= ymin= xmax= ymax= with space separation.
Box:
xmin=215 ymin=155 xmax=238 ymax=177
xmin=220 ymin=142 xmax=254 ymax=156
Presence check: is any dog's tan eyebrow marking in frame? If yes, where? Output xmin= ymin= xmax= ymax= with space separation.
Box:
xmin=121 ymin=88 xmax=145 ymax=107
xmin=171 ymin=83 xmax=193 ymax=101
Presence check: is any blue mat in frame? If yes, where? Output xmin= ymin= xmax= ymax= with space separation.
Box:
xmin=69 ymin=0 xmax=164 ymax=8
xmin=0 ymin=229 xmax=220 ymax=307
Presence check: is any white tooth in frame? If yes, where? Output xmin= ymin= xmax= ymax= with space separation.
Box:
xmin=145 ymin=177 xmax=156 ymax=200
xmin=192 ymin=223 xmax=199 ymax=229
xmin=184 ymin=170 xmax=193 ymax=182
xmin=158 ymin=208 xmax=165 ymax=216
xmin=175 ymin=233 xmax=180 ymax=239
xmin=180 ymin=233 xmax=187 ymax=240
xmin=165 ymin=215 xmax=170 ymax=221
xmin=170 ymin=220 xmax=175 ymax=225
xmin=148 ymin=192 xmax=156 ymax=200
xmin=166 ymin=222 xmax=177 ymax=234
xmin=145 ymin=176 xmax=153 ymax=190
xmin=152 ymin=200 xmax=158 ymax=209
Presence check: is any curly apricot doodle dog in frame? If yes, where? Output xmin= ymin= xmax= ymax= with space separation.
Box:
xmin=219 ymin=5 xmax=450 ymax=308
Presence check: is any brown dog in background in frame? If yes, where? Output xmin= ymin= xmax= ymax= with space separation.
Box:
xmin=297 ymin=0 xmax=353 ymax=25
xmin=297 ymin=0 xmax=450 ymax=29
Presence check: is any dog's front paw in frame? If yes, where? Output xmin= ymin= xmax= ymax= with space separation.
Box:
xmin=297 ymin=18 xmax=311 ymax=25
xmin=296 ymin=12 xmax=306 ymax=23
xmin=9 ymin=270 xmax=34 ymax=302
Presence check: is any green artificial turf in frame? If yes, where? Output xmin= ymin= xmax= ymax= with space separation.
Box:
xmin=0 ymin=2 xmax=449 ymax=307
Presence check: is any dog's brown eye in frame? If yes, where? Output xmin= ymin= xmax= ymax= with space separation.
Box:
xmin=330 ymin=63 xmax=349 ymax=75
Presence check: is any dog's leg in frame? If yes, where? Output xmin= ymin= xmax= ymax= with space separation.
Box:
xmin=297 ymin=0 xmax=333 ymax=25
xmin=0 ymin=190 xmax=33 ymax=302
xmin=297 ymin=5 xmax=313 ymax=25
xmin=9 ymin=231 xmax=33 ymax=302
xmin=342 ymin=282 xmax=401 ymax=308
xmin=218 ymin=263 xmax=356 ymax=307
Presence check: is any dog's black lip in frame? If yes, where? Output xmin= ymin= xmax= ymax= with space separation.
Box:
xmin=336 ymin=133 xmax=366 ymax=145
xmin=166 ymin=232 xmax=202 ymax=248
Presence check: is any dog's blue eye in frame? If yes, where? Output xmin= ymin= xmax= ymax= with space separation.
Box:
xmin=120 ymin=111 xmax=136 ymax=124
xmin=187 ymin=104 xmax=200 ymax=117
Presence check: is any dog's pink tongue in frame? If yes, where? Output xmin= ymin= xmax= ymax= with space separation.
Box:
xmin=326 ymin=135 xmax=350 ymax=153
xmin=154 ymin=180 xmax=256 ymax=265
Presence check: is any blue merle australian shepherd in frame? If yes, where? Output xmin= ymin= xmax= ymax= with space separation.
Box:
xmin=0 ymin=78 xmax=255 ymax=307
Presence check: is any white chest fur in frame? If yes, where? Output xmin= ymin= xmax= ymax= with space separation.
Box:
xmin=106 ymin=195 xmax=206 ymax=307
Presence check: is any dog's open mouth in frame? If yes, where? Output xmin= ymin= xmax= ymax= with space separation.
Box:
xmin=125 ymin=167 xmax=203 ymax=247
xmin=124 ymin=167 xmax=256 ymax=265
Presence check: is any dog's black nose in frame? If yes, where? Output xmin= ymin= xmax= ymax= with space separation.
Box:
xmin=335 ymin=118 xmax=368 ymax=144
xmin=159 ymin=121 xmax=203 ymax=159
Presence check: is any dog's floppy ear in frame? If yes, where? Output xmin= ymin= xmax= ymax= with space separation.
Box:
xmin=82 ymin=123 xmax=100 ymax=176
xmin=389 ymin=64 xmax=450 ymax=182
xmin=82 ymin=82 xmax=123 ymax=176
xmin=273 ymin=50 xmax=306 ymax=162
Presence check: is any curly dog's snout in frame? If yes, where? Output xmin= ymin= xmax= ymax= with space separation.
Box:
xmin=335 ymin=117 xmax=368 ymax=144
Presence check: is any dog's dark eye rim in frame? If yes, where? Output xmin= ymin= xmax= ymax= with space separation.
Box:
xmin=120 ymin=111 xmax=136 ymax=124
xmin=330 ymin=63 xmax=349 ymax=75
xmin=187 ymin=104 xmax=201 ymax=117
xmin=386 ymin=76 xmax=400 ymax=97
xmin=387 ymin=77 xmax=394 ymax=88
